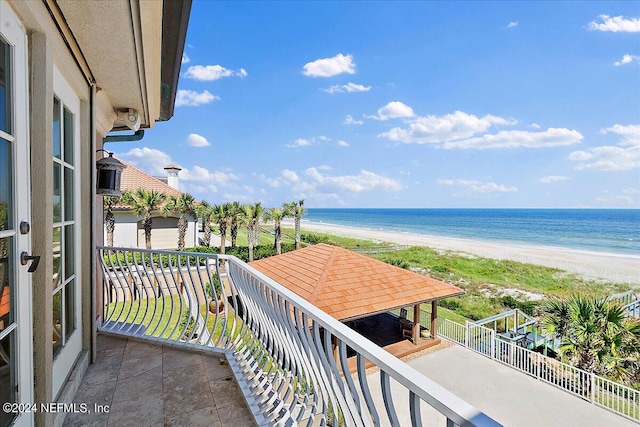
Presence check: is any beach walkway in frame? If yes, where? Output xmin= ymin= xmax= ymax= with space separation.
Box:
xmin=374 ymin=345 xmax=637 ymax=427
xmin=366 ymin=345 xmax=635 ymax=427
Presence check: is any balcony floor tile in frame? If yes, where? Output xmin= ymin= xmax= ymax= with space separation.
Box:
xmin=63 ymin=335 xmax=256 ymax=427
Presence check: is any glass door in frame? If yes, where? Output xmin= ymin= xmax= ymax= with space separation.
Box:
xmin=51 ymin=68 xmax=81 ymax=398
xmin=0 ymin=2 xmax=33 ymax=426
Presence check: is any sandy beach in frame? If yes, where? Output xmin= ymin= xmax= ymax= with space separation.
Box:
xmin=297 ymin=220 xmax=640 ymax=286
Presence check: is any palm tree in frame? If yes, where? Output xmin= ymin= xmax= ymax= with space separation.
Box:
xmin=121 ymin=189 xmax=167 ymax=249
xmin=228 ymin=201 xmax=243 ymax=248
xmin=211 ymin=203 xmax=232 ymax=255
xmin=163 ymin=193 xmax=196 ymax=250
xmin=195 ymin=200 xmax=212 ymax=246
xmin=103 ymin=195 xmax=121 ymax=246
xmin=540 ymin=295 xmax=640 ymax=383
xmin=242 ymin=202 xmax=264 ymax=262
xmin=264 ymin=207 xmax=286 ymax=255
xmin=285 ymin=199 xmax=306 ymax=250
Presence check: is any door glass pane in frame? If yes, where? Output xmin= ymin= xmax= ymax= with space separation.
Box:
xmin=0 ymin=40 xmax=10 ymax=135
xmin=0 ymin=237 xmax=13 ymax=329
xmin=64 ymin=167 xmax=74 ymax=221
xmin=53 ymin=162 xmax=61 ymax=222
xmin=52 ymin=227 xmax=61 ymax=289
xmin=0 ymin=137 xmax=11 ymax=231
xmin=64 ymin=280 xmax=75 ymax=338
xmin=52 ymin=290 xmax=62 ymax=357
xmin=63 ymin=107 xmax=73 ymax=165
xmin=53 ymin=97 xmax=61 ymax=159
xmin=64 ymin=225 xmax=74 ymax=279
xmin=0 ymin=331 xmax=16 ymax=427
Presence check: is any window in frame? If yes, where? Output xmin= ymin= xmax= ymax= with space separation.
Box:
xmin=52 ymin=96 xmax=76 ymax=358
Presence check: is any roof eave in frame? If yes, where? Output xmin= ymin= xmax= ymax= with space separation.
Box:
xmin=338 ymin=290 xmax=466 ymax=323
xmin=159 ymin=0 xmax=192 ymax=121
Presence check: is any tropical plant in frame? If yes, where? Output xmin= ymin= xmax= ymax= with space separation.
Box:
xmin=539 ymin=295 xmax=640 ymax=384
xmin=121 ymin=189 xmax=167 ymax=249
xmin=163 ymin=193 xmax=197 ymax=250
xmin=264 ymin=207 xmax=286 ymax=255
xmin=195 ymin=200 xmax=212 ymax=247
xmin=103 ymin=195 xmax=121 ymax=246
xmin=242 ymin=202 xmax=264 ymax=262
xmin=285 ymin=199 xmax=306 ymax=250
xmin=211 ymin=203 xmax=232 ymax=255
xmin=228 ymin=201 xmax=243 ymax=248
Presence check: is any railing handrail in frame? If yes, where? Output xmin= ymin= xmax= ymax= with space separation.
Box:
xmin=98 ymin=246 xmax=499 ymax=426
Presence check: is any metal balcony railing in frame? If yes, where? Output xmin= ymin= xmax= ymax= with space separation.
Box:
xmin=98 ymin=246 xmax=500 ymax=427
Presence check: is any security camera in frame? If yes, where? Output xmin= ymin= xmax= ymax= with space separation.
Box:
xmin=117 ymin=108 xmax=141 ymax=131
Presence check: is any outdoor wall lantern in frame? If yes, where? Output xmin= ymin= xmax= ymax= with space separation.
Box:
xmin=96 ymin=149 xmax=126 ymax=196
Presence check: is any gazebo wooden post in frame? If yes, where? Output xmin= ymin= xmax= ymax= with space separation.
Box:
xmin=431 ymin=300 xmax=438 ymax=339
xmin=412 ymin=304 xmax=421 ymax=345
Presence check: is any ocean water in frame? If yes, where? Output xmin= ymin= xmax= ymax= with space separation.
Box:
xmin=304 ymin=209 xmax=640 ymax=256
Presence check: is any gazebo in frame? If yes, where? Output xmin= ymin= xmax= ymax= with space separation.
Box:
xmin=250 ymin=243 xmax=463 ymax=352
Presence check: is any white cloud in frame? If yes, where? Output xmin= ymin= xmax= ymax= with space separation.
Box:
xmin=614 ymin=54 xmax=640 ymax=66
xmin=323 ymin=82 xmax=371 ymax=94
xmin=623 ymin=187 xmax=639 ymax=195
xmin=367 ymin=101 xmax=415 ymax=121
xmin=175 ymin=90 xmax=219 ymax=107
xmin=337 ymin=140 xmax=349 ymax=147
xmin=602 ymin=124 xmax=640 ymax=146
xmin=183 ymin=65 xmax=248 ymax=81
xmin=281 ymin=169 xmax=300 ymax=183
xmin=588 ymin=15 xmax=640 ymax=33
xmin=118 ymin=147 xmax=173 ymax=175
xmin=529 ymin=123 xmax=541 ymax=129
xmin=117 ymin=147 xmax=238 ymax=195
xmin=305 ymin=168 xmax=403 ymax=192
xmin=302 ymin=53 xmax=356 ymax=77
xmin=595 ymin=195 xmax=637 ymax=207
xmin=443 ymin=128 xmax=583 ymax=150
xmin=507 ymin=22 xmax=518 ymax=29
xmin=343 ymin=115 xmax=363 ymax=125
xmin=180 ymin=167 xmax=238 ymax=185
xmin=285 ymin=136 xmax=331 ymax=148
xmin=437 ymin=179 xmax=518 ymax=193
xmin=569 ymin=124 xmax=640 ymax=171
xmin=380 ymin=110 xmax=516 ymax=144
xmin=186 ymin=133 xmax=210 ymax=147
xmin=538 ymin=175 xmax=570 ymax=184
xmin=182 ymin=53 xmax=190 ymax=64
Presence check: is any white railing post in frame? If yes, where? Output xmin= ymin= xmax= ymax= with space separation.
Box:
xmin=464 ymin=321 xmax=470 ymax=348
xmin=490 ymin=330 xmax=495 ymax=360
xmin=590 ymin=372 xmax=595 ymax=404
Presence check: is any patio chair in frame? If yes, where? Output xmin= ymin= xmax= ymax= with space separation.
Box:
xmin=398 ymin=308 xmax=412 ymax=332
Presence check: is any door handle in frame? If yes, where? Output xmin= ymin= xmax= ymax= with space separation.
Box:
xmin=20 ymin=252 xmax=40 ymax=273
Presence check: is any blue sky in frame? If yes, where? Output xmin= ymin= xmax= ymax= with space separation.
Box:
xmin=112 ymin=1 xmax=640 ymax=208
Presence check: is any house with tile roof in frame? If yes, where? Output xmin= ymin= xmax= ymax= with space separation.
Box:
xmin=107 ymin=160 xmax=198 ymax=249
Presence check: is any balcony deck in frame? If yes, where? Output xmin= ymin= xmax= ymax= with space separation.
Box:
xmin=63 ymin=335 xmax=256 ymax=427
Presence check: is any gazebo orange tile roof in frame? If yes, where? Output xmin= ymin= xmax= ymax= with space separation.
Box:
xmin=118 ymin=159 xmax=182 ymax=198
xmin=250 ymin=243 xmax=464 ymax=321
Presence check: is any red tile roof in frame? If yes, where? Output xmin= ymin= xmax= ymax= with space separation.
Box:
xmin=118 ymin=159 xmax=182 ymax=198
xmin=250 ymin=243 xmax=464 ymax=321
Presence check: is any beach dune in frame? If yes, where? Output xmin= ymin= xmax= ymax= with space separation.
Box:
xmin=297 ymin=220 xmax=640 ymax=286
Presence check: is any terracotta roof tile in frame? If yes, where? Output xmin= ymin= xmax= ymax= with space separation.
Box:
xmin=250 ymin=243 xmax=464 ymax=321
xmin=116 ymin=159 xmax=182 ymax=203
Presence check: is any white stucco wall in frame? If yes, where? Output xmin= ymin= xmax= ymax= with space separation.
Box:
xmin=106 ymin=211 xmax=197 ymax=249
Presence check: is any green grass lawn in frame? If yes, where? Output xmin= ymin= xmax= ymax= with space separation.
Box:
xmin=105 ymin=296 xmax=242 ymax=343
xmin=371 ymin=246 xmax=629 ymax=321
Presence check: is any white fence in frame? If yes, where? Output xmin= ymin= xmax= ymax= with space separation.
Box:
xmin=437 ymin=318 xmax=640 ymax=423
